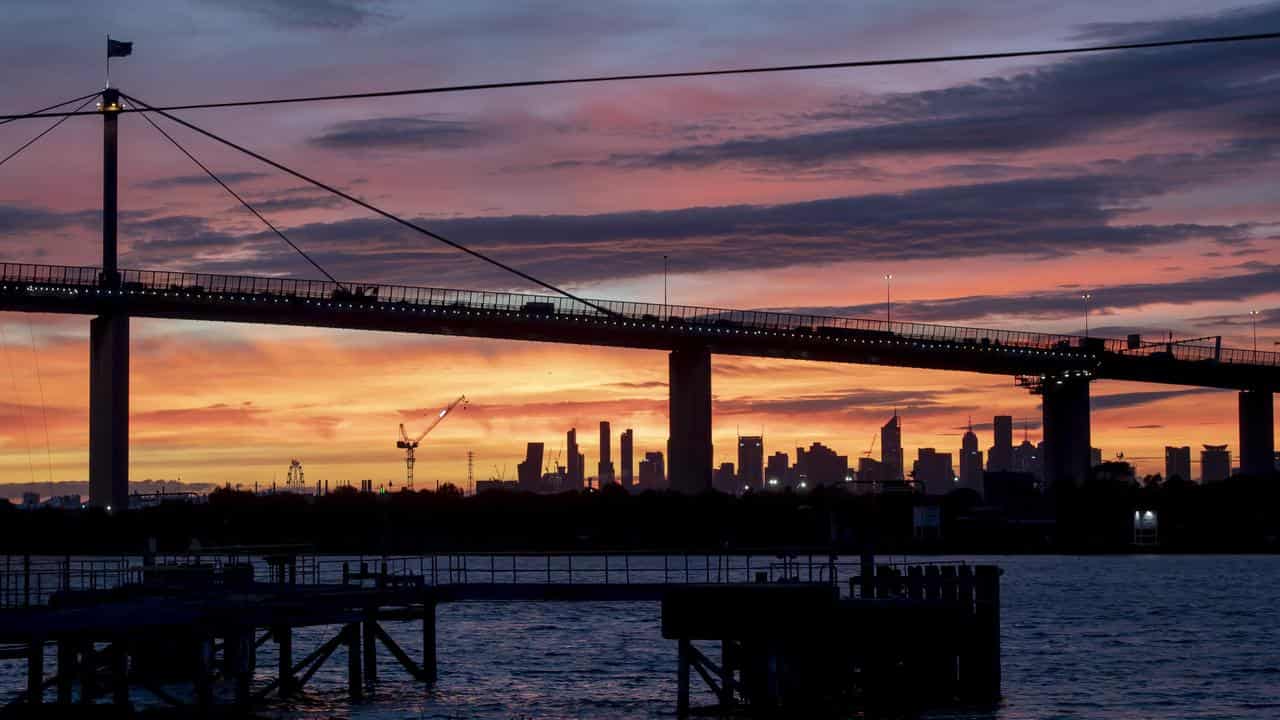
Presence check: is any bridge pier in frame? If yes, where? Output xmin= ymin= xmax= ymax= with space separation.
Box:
xmin=1039 ymin=375 xmax=1092 ymax=488
xmin=1239 ymin=389 xmax=1275 ymax=477
xmin=668 ymin=348 xmax=712 ymax=493
xmin=89 ymin=313 xmax=129 ymax=511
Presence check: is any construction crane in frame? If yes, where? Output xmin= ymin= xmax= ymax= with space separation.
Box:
xmin=286 ymin=459 xmax=304 ymax=490
xmin=397 ymin=395 xmax=467 ymax=490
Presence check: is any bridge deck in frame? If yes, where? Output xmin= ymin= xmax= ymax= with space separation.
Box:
xmin=1 ymin=262 xmax=1276 ymax=390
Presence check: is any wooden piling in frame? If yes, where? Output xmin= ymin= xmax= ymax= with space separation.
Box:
xmin=719 ymin=639 xmax=734 ymax=707
xmin=967 ymin=565 xmax=1001 ymax=704
xmin=859 ymin=552 xmax=873 ymax=599
xmin=56 ymin=639 xmax=74 ymax=703
xmin=346 ymin=623 xmax=363 ymax=700
xmin=422 ymin=600 xmax=438 ymax=682
xmin=677 ymin=637 xmax=691 ymax=717
xmin=276 ymin=625 xmax=295 ymax=697
xmin=111 ymin=640 xmax=129 ymax=706
xmin=27 ymin=637 xmax=43 ymax=705
xmin=363 ymin=615 xmax=378 ymax=689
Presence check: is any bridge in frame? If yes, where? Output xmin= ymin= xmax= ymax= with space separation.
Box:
xmin=2 ymin=259 xmax=1277 ymax=510
xmin=2 ymin=87 xmax=1277 ymax=510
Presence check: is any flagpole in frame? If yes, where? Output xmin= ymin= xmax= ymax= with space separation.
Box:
xmin=106 ymin=34 xmax=111 ymax=89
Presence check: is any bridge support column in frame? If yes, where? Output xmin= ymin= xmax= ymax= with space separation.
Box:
xmin=1239 ymin=389 xmax=1275 ymax=477
xmin=668 ymin=348 xmax=712 ymax=493
xmin=89 ymin=313 xmax=129 ymax=510
xmin=1040 ymin=376 xmax=1091 ymax=488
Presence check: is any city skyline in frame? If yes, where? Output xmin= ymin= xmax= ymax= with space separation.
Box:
xmin=0 ymin=1 xmax=1277 ymax=488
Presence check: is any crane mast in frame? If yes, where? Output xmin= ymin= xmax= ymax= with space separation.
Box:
xmin=396 ymin=395 xmax=467 ymax=490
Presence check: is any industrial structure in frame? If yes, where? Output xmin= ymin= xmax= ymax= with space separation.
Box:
xmin=396 ymin=396 xmax=467 ymax=490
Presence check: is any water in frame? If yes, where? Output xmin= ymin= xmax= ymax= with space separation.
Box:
xmin=3 ymin=555 xmax=1278 ymax=718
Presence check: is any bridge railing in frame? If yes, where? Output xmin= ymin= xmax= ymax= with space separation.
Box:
xmin=3 ymin=261 xmax=1277 ymax=367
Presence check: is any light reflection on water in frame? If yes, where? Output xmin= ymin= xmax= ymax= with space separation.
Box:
xmin=3 ymin=555 xmax=1278 ymax=719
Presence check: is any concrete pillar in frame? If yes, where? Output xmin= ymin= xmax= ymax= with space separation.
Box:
xmin=1040 ymin=377 xmax=1091 ymax=488
xmin=89 ymin=313 xmax=129 ymax=511
xmin=1239 ymin=390 xmax=1275 ymax=477
xmin=668 ymin=348 xmax=712 ymax=493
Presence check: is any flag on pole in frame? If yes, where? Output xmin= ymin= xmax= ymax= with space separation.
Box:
xmin=107 ymin=38 xmax=133 ymax=58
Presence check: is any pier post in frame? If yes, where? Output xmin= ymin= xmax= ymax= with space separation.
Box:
xmin=195 ymin=634 xmax=213 ymax=708
xmin=966 ymin=565 xmax=1001 ymax=704
xmin=422 ymin=600 xmax=438 ymax=682
xmin=27 ymin=637 xmax=43 ymax=705
xmin=677 ymin=637 xmax=691 ymax=717
xmin=56 ymin=639 xmax=74 ymax=703
xmin=346 ymin=623 xmax=363 ymax=700
xmin=275 ymin=625 xmax=295 ymax=698
xmin=111 ymin=640 xmax=129 ymax=706
xmin=859 ymin=552 xmax=873 ymax=599
xmin=363 ymin=615 xmax=378 ymax=689
xmin=719 ymin=639 xmax=734 ymax=708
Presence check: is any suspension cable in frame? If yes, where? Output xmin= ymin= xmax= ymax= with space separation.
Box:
xmin=0 ymin=96 xmax=97 ymax=170
xmin=124 ymin=92 xmax=618 ymax=316
xmin=4 ymin=32 xmax=1280 ymax=121
xmin=0 ymin=90 xmax=99 ymax=126
xmin=131 ymin=103 xmax=343 ymax=286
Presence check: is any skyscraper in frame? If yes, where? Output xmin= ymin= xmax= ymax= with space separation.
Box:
xmin=516 ymin=442 xmax=544 ymax=492
xmin=1201 ymin=444 xmax=1230 ymax=483
xmin=638 ymin=451 xmax=665 ymax=490
xmin=1012 ymin=425 xmax=1041 ymax=480
xmin=959 ymin=421 xmax=983 ymax=493
xmin=598 ymin=421 xmax=615 ymax=485
xmin=567 ymin=428 xmax=584 ymax=489
xmin=913 ymin=448 xmax=954 ymax=495
xmin=987 ymin=415 xmax=1013 ymax=472
xmin=1164 ymin=446 xmax=1191 ymax=483
xmin=620 ymin=429 xmax=634 ymax=490
xmin=713 ymin=462 xmax=737 ymax=494
xmin=796 ymin=442 xmax=847 ymax=488
xmin=881 ymin=412 xmax=904 ymax=482
xmin=737 ymin=435 xmax=764 ymax=490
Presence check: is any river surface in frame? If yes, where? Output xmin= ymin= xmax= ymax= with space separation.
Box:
xmin=2 ymin=555 xmax=1278 ymax=718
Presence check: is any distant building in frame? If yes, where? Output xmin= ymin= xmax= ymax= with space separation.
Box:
xmin=912 ymin=503 xmax=942 ymax=541
xmin=881 ymin=413 xmax=904 ymax=482
xmin=1201 ymin=445 xmax=1231 ymax=483
xmin=1090 ymin=447 xmax=1103 ymax=469
xmin=1012 ymin=428 xmax=1041 ymax=480
xmin=765 ymin=451 xmax=788 ymax=490
xmin=567 ymin=428 xmax=584 ymax=489
xmin=638 ymin=451 xmax=665 ymax=490
xmin=983 ymin=471 xmax=1039 ymax=508
xmin=20 ymin=492 xmax=39 ymax=509
xmin=1164 ymin=446 xmax=1192 ymax=483
xmin=598 ymin=421 xmax=615 ymax=485
xmin=857 ymin=457 xmax=884 ymax=492
xmin=620 ymin=429 xmax=634 ymax=490
xmin=796 ymin=442 xmax=848 ymax=488
xmin=987 ymin=415 xmax=1013 ymax=472
xmin=738 ymin=435 xmax=764 ymax=490
xmin=517 ymin=442 xmax=545 ymax=491
xmin=475 ymin=479 xmax=518 ymax=493
xmin=713 ymin=462 xmax=738 ymax=494
xmin=912 ymin=448 xmax=955 ymax=495
xmin=959 ymin=422 xmax=984 ymax=494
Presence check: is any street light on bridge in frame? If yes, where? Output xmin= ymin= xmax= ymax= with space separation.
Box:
xmin=885 ymin=274 xmax=893 ymax=326
xmin=1249 ymin=309 xmax=1260 ymax=352
xmin=1081 ymin=292 xmax=1092 ymax=338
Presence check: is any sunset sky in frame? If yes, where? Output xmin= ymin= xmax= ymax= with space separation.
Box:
xmin=1 ymin=0 xmax=1277 ymax=489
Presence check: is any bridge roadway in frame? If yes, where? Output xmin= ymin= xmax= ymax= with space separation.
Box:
xmin=0 ymin=261 xmax=1276 ymax=505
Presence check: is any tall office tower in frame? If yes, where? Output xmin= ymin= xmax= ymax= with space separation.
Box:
xmin=881 ymin=412 xmax=904 ymax=482
xmin=620 ymin=429 xmax=634 ymax=490
xmin=987 ymin=415 xmax=1013 ymax=472
xmin=598 ymin=421 xmax=615 ymax=485
xmin=1012 ymin=425 xmax=1041 ymax=480
xmin=737 ymin=435 xmax=764 ymax=490
xmin=567 ymin=428 xmax=584 ymax=489
xmin=1164 ymin=446 xmax=1192 ymax=483
xmin=516 ymin=442 xmax=545 ymax=492
xmin=1200 ymin=444 xmax=1230 ymax=483
xmin=959 ymin=421 xmax=984 ymax=493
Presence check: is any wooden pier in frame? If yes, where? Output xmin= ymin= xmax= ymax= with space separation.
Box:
xmin=0 ymin=551 xmax=1000 ymax=716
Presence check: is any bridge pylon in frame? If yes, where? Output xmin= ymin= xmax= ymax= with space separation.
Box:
xmin=88 ymin=88 xmax=129 ymax=510
xmin=1019 ymin=370 xmax=1093 ymax=488
xmin=1239 ymin=389 xmax=1275 ymax=477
